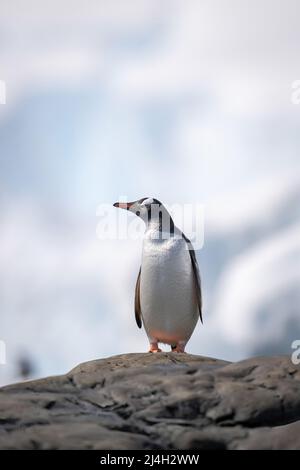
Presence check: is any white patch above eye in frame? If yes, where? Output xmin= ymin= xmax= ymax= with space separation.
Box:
xmin=141 ymin=198 xmax=154 ymax=206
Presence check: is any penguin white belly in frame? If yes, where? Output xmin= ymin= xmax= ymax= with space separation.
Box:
xmin=140 ymin=236 xmax=198 ymax=345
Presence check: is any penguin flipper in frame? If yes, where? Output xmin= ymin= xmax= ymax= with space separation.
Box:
xmin=182 ymin=234 xmax=203 ymax=323
xmin=134 ymin=267 xmax=142 ymax=328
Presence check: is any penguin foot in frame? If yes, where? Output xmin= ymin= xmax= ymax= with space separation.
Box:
xmin=149 ymin=343 xmax=162 ymax=353
xmin=171 ymin=343 xmax=186 ymax=353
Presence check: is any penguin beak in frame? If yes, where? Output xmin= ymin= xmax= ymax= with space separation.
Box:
xmin=113 ymin=201 xmax=135 ymax=210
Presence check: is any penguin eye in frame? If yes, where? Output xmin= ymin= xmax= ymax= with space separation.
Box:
xmin=136 ymin=210 xmax=141 ymax=217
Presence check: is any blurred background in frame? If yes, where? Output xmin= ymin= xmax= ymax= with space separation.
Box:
xmin=0 ymin=0 xmax=299 ymax=385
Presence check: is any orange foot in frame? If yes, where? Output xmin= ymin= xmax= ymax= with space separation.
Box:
xmin=149 ymin=343 xmax=162 ymax=353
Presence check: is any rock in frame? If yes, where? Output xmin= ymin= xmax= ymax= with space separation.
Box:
xmin=0 ymin=353 xmax=299 ymax=449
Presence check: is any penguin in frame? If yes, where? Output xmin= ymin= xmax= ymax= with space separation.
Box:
xmin=113 ymin=197 xmax=202 ymax=353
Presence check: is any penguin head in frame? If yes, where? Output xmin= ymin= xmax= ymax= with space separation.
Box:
xmin=113 ymin=197 xmax=171 ymax=226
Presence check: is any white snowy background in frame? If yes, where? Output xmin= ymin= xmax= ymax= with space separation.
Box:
xmin=0 ymin=0 xmax=299 ymax=385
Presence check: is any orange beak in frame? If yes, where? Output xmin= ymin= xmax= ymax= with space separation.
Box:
xmin=113 ymin=201 xmax=135 ymax=210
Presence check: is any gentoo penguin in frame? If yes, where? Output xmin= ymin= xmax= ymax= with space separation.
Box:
xmin=113 ymin=197 xmax=202 ymax=353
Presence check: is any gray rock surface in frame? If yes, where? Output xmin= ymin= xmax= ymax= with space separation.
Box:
xmin=0 ymin=353 xmax=299 ymax=449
